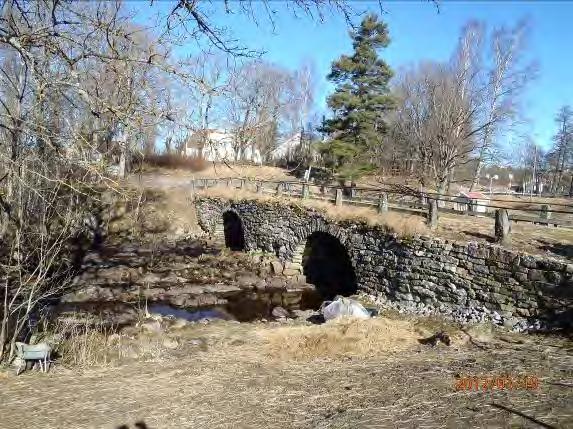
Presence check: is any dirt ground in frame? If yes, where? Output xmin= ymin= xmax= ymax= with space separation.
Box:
xmin=0 ymin=315 xmax=571 ymax=429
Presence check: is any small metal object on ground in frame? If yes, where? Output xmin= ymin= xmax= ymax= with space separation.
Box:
xmin=14 ymin=342 xmax=52 ymax=375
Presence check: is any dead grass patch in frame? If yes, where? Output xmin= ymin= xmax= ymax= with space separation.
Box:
xmin=259 ymin=317 xmax=421 ymax=360
xmin=142 ymin=154 xmax=208 ymax=172
xmin=142 ymin=163 xmax=291 ymax=181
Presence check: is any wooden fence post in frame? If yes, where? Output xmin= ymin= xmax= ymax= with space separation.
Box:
xmin=302 ymin=183 xmax=309 ymax=199
xmin=276 ymin=182 xmax=283 ymax=196
xmin=540 ymin=204 xmax=552 ymax=220
xmin=226 ymin=178 xmax=232 ymax=188
xmin=495 ymin=209 xmax=511 ymax=244
xmin=335 ymin=188 xmax=343 ymax=206
xmin=378 ymin=193 xmax=388 ymax=213
xmin=190 ymin=179 xmax=196 ymax=193
xmin=240 ymin=178 xmax=245 ymax=189
xmin=257 ymin=182 xmax=263 ymax=194
xmin=427 ymin=198 xmax=438 ymax=230
xmin=350 ymin=182 xmax=357 ymax=199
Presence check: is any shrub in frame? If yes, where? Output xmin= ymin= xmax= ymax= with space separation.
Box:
xmin=143 ymin=153 xmax=208 ymax=171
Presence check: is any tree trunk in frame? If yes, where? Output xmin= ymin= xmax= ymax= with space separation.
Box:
xmin=469 ymin=158 xmax=483 ymax=192
xmin=118 ymin=133 xmax=129 ymax=179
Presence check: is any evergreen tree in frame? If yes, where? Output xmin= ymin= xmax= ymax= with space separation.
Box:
xmin=320 ymin=14 xmax=394 ymax=178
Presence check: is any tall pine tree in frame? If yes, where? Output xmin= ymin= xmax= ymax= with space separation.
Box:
xmin=321 ymin=14 xmax=394 ymax=178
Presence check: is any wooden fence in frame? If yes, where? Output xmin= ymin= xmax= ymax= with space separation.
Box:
xmin=190 ymin=177 xmax=573 ymax=233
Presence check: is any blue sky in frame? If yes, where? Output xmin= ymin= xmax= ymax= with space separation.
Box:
xmin=137 ymin=1 xmax=573 ymax=151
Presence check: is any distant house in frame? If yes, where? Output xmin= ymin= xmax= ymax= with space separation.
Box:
xmin=453 ymin=191 xmax=490 ymax=213
xmin=270 ymin=132 xmax=321 ymax=163
xmin=270 ymin=133 xmax=302 ymax=161
xmin=184 ymin=129 xmax=262 ymax=164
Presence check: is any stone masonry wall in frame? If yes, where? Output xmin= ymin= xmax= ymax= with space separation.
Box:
xmin=195 ymin=197 xmax=572 ymax=328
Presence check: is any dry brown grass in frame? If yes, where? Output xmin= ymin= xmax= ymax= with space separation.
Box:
xmin=139 ymin=162 xmax=291 ymax=181
xmin=107 ymin=187 xmax=201 ymax=238
xmin=259 ymin=317 xmax=420 ymax=360
xmin=143 ymin=153 xmax=208 ymax=171
xmin=1 ymin=314 xmax=571 ymax=429
xmin=52 ymin=320 xmax=120 ymax=367
xmin=50 ymin=317 xmax=183 ymax=368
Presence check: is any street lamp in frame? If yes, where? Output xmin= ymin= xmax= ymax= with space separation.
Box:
xmin=485 ymin=174 xmax=498 ymax=195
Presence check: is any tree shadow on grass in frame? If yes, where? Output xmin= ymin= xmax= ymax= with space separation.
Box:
xmin=461 ymin=231 xmax=495 ymax=243
xmin=537 ymin=240 xmax=573 ymax=258
xmin=117 ymin=421 xmax=149 ymax=429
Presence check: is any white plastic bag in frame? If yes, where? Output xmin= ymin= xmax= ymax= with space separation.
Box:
xmin=321 ymin=297 xmax=371 ymax=321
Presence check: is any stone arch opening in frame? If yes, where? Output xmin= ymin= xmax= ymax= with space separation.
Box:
xmin=223 ymin=211 xmax=245 ymax=251
xmin=302 ymin=231 xmax=357 ymax=300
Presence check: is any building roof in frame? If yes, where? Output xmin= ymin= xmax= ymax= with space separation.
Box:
xmin=458 ymin=191 xmax=489 ymax=200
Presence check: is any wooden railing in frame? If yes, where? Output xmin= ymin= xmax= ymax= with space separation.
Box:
xmin=190 ymin=177 xmax=573 ymax=230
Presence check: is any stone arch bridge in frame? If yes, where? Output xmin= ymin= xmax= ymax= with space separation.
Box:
xmin=195 ymin=196 xmax=572 ymax=327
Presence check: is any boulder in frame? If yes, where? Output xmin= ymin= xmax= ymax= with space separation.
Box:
xmin=271 ymin=306 xmax=290 ymax=319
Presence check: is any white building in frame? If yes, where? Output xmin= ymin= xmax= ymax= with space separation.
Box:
xmin=270 ymin=133 xmax=302 ymax=161
xmin=453 ymin=191 xmax=490 ymax=213
xmin=184 ymin=129 xmax=262 ymax=164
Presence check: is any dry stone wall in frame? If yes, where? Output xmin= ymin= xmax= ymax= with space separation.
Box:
xmin=195 ymin=197 xmax=572 ymax=329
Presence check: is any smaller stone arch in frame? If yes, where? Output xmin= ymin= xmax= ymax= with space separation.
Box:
xmin=215 ymin=209 xmax=245 ymax=251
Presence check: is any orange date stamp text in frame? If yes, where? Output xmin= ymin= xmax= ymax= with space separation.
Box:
xmin=454 ymin=375 xmax=539 ymax=391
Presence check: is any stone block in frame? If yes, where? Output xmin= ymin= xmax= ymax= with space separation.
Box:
xmin=270 ymin=261 xmax=284 ymax=275
xmin=528 ymin=269 xmax=546 ymax=282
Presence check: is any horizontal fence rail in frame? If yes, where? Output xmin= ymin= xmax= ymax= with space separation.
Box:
xmin=190 ymin=177 xmax=573 ymax=229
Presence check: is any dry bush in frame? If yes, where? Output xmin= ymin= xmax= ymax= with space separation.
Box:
xmin=51 ymin=317 xmax=179 ymax=367
xmin=53 ymin=320 xmax=119 ymax=367
xmin=143 ymin=154 xmax=208 ymax=172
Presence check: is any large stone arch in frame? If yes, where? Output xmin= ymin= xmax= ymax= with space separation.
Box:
xmin=290 ymin=224 xmax=357 ymax=300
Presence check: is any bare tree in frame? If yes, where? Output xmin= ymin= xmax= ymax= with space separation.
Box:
xmin=548 ymin=106 xmax=573 ymax=194
xmin=0 ymin=0 xmax=363 ymax=361
xmin=0 ymin=0 xmax=173 ymax=360
xmin=224 ymin=61 xmax=291 ymax=161
xmin=469 ymin=20 xmax=535 ymax=190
